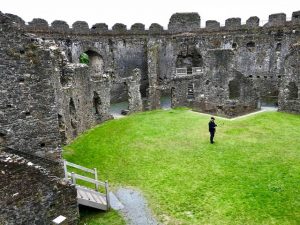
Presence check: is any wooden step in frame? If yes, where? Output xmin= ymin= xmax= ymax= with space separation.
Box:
xmin=76 ymin=186 xmax=108 ymax=210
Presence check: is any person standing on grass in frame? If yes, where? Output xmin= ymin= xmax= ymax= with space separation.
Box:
xmin=209 ymin=117 xmax=217 ymax=144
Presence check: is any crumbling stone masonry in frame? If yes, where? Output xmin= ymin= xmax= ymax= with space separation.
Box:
xmin=0 ymin=149 xmax=78 ymax=225
xmin=0 ymin=9 xmax=300 ymax=224
xmin=0 ymin=13 xmax=78 ymax=224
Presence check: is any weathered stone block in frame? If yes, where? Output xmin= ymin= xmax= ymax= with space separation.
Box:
xmin=246 ymin=16 xmax=260 ymax=27
xmin=205 ymin=20 xmax=220 ymax=31
xmin=149 ymin=23 xmax=164 ymax=33
xmin=51 ymin=20 xmax=69 ymax=32
xmin=72 ymin=21 xmax=89 ymax=33
xmin=168 ymin=13 xmax=200 ymax=32
xmin=112 ymin=23 xmax=127 ymax=32
xmin=91 ymin=23 xmax=108 ymax=32
xmin=267 ymin=13 xmax=286 ymax=27
xmin=292 ymin=11 xmax=300 ymax=24
xmin=225 ymin=18 xmax=241 ymax=29
xmin=131 ymin=23 xmax=145 ymax=31
xmin=28 ymin=18 xmax=49 ymax=30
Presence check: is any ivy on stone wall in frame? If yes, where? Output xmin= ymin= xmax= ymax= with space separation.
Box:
xmin=79 ymin=53 xmax=89 ymax=64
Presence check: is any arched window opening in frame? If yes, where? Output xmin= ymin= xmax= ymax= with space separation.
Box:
xmin=79 ymin=50 xmax=104 ymax=76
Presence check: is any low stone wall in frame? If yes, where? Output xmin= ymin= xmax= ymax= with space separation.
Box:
xmin=0 ymin=150 xmax=78 ymax=225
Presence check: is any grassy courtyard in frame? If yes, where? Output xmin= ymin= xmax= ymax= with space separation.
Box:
xmin=63 ymin=108 xmax=300 ymax=225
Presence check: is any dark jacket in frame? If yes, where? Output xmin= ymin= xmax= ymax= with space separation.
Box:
xmin=209 ymin=121 xmax=217 ymax=132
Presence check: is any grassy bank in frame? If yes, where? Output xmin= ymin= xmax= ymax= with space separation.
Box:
xmin=64 ymin=109 xmax=300 ymax=224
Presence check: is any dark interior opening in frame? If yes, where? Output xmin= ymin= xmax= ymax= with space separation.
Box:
xmin=275 ymin=30 xmax=284 ymax=41
xmin=110 ymin=83 xmax=129 ymax=117
xmin=176 ymin=46 xmax=203 ymax=74
xmin=93 ymin=91 xmax=101 ymax=116
xmin=69 ymin=98 xmax=77 ymax=137
xmin=261 ymin=89 xmax=279 ymax=107
xmin=287 ymin=82 xmax=298 ymax=100
xmin=69 ymin=98 xmax=76 ymax=116
xmin=58 ymin=114 xmax=67 ymax=144
xmin=0 ymin=133 xmax=6 ymax=148
xmin=276 ymin=43 xmax=282 ymax=52
xmin=229 ymin=79 xmax=240 ymax=99
xmin=160 ymin=89 xmax=172 ymax=109
xmin=246 ymin=41 xmax=255 ymax=48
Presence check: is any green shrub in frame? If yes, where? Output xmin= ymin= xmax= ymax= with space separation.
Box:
xmin=79 ymin=53 xmax=89 ymax=64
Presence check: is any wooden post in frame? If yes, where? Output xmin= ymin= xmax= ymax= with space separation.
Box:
xmin=94 ymin=168 xmax=99 ymax=191
xmin=71 ymin=172 xmax=76 ymax=185
xmin=105 ymin=181 xmax=110 ymax=210
xmin=63 ymin=160 xmax=68 ymax=180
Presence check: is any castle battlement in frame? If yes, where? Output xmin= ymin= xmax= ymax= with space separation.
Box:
xmin=3 ymin=11 xmax=300 ymax=36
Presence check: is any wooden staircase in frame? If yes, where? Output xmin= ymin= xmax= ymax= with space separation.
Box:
xmin=63 ymin=160 xmax=110 ymax=211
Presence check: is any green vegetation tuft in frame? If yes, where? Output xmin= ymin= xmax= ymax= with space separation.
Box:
xmin=64 ymin=109 xmax=300 ymax=225
xmin=79 ymin=52 xmax=89 ymax=64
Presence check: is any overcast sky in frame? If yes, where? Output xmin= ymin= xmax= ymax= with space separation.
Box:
xmin=2 ymin=0 xmax=300 ymax=28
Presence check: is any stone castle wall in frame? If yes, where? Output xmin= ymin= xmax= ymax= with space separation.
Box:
xmin=2 ymin=9 xmax=300 ymax=147
xmin=0 ymin=149 xmax=78 ymax=225
xmin=1 ymin=10 xmax=300 ymax=224
xmin=0 ymin=12 xmax=77 ymax=225
xmin=0 ymin=13 xmax=61 ymax=159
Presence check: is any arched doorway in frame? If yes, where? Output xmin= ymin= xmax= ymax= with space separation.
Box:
xmin=109 ymin=82 xmax=129 ymax=118
xmin=160 ymin=89 xmax=172 ymax=109
xmin=260 ymin=89 xmax=279 ymax=107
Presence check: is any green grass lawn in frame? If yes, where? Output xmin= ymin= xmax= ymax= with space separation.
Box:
xmin=64 ymin=108 xmax=300 ymax=225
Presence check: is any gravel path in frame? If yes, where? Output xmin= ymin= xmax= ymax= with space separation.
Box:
xmin=112 ymin=188 xmax=159 ymax=225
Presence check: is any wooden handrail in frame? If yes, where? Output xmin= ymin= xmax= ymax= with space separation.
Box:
xmin=94 ymin=168 xmax=99 ymax=190
xmin=67 ymin=172 xmax=106 ymax=187
xmin=105 ymin=181 xmax=110 ymax=209
xmin=64 ymin=160 xmax=110 ymax=209
xmin=65 ymin=160 xmax=95 ymax=174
